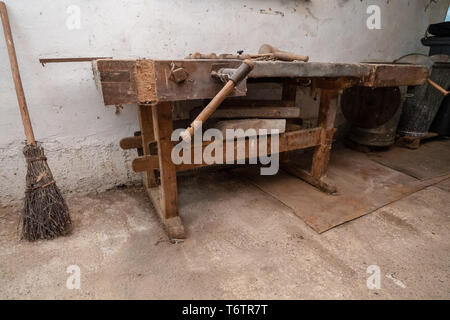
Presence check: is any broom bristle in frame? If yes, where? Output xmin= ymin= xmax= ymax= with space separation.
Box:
xmin=22 ymin=142 xmax=71 ymax=241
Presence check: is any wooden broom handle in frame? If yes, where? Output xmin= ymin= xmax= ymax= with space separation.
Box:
xmin=258 ymin=44 xmax=309 ymax=62
xmin=0 ymin=1 xmax=35 ymax=145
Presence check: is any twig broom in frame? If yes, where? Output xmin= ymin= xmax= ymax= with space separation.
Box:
xmin=0 ymin=2 xmax=71 ymax=240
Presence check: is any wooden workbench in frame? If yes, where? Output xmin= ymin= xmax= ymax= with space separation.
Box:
xmin=93 ymin=59 xmax=428 ymax=239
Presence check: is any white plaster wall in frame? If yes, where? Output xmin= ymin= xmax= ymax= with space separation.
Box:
xmin=1 ymin=0 xmax=448 ymax=205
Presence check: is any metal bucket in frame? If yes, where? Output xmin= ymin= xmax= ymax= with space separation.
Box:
xmin=398 ymin=62 xmax=450 ymax=137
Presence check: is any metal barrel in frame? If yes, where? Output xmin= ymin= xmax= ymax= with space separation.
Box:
xmin=397 ymin=62 xmax=450 ymax=137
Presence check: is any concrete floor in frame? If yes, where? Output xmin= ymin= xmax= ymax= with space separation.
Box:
xmin=1 ymin=150 xmax=449 ymax=299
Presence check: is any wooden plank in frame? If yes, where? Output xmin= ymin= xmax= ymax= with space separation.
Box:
xmin=95 ymin=59 xmax=135 ymax=71
xmin=132 ymin=155 xmax=159 ymax=173
xmin=191 ymin=100 xmax=300 ymax=119
xmin=182 ymin=127 xmax=322 ymax=169
xmin=131 ymin=128 xmax=322 ymax=173
xmin=152 ymin=102 xmax=178 ymax=219
xmin=250 ymin=61 xmax=429 ymax=86
xmin=138 ymin=104 xmax=157 ymax=187
xmin=362 ymin=63 xmax=429 ymax=87
xmin=214 ymin=119 xmax=286 ymax=138
xmin=250 ymin=61 xmax=370 ymax=78
xmin=93 ymin=59 xmax=137 ymax=105
xmin=100 ymin=83 xmax=136 ymax=105
xmin=94 ymin=60 xmax=429 ymax=106
xmin=221 ymin=100 xmax=292 ymax=108
xmin=311 ymin=89 xmax=339 ymax=179
xmin=146 ymin=187 xmax=185 ymax=239
xmin=94 ymin=59 xmax=248 ymax=105
xmin=211 ymin=106 xmax=300 ymax=119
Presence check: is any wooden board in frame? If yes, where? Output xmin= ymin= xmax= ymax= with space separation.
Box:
xmin=131 ymin=128 xmax=323 ymax=173
xmin=152 ymin=102 xmax=179 ymax=219
xmin=150 ymin=60 xmax=247 ymax=102
xmin=362 ymin=63 xmax=430 ymax=87
xmin=191 ymin=106 xmax=300 ymax=119
xmin=93 ymin=59 xmax=429 ymax=106
xmin=214 ymin=119 xmax=286 ymax=138
xmin=93 ymin=60 xmax=137 ymax=105
xmin=437 ymin=177 xmax=450 ymax=193
xmin=189 ymin=100 xmax=300 ymax=119
xmin=251 ymin=62 xmax=428 ymax=86
xmin=249 ymin=61 xmax=368 ymax=78
xmin=94 ymin=59 xmax=247 ymax=105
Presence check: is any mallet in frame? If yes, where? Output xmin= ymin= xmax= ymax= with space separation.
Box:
xmin=180 ymin=59 xmax=255 ymax=142
xmin=258 ymin=44 xmax=309 ymax=62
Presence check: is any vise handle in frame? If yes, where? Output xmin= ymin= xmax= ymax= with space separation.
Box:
xmin=180 ymin=60 xmax=254 ymax=143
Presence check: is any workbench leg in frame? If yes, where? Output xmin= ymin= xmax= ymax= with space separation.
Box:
xmin=281 ymin=89 xmax=338 ymax=194
xmin=311 ymin=89 xmax=338 ymax=179
xmin=282 ymin=79 xmax=297 ymax=108
xmin=145 ymin=102 xmax=185 ymax=239
xmin=137 ymin=104 xmax=157 ymax=188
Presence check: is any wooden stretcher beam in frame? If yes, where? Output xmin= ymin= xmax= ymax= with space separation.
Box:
xmin=120 ymin=135 xmax=142 ymax=150
xmin=131 ymin=127 xmax=323 ymax=173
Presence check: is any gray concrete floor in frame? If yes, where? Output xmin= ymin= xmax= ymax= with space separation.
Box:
xmin=0 ymin=154 xmax=449 ymax=299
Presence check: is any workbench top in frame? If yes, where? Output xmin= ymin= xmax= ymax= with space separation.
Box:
xmin=92 ymin=59 xmax=429 ymax=106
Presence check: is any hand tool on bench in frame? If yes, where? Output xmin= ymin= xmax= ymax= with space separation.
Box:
xmin=188 ymin=52 xmax=309 ymax=62
xmin=258 ymin=44 xmax=309 ymax=62
xmin=180 ymin=59 xmax=255 ymax=142
xmin=186 ymin=45 xmax=309 ymax=62
xmin=0 ymin=1 xmax=71 ymax=240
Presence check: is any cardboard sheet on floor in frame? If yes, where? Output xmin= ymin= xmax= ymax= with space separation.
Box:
xmin=368 ymin=140 xmax=450 ymax=180
xmin=236 ymin=147 xmax=450 ymax=233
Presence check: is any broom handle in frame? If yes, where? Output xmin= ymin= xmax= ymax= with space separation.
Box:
xmin=0 ymin=1 xmax=36 ymax=145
